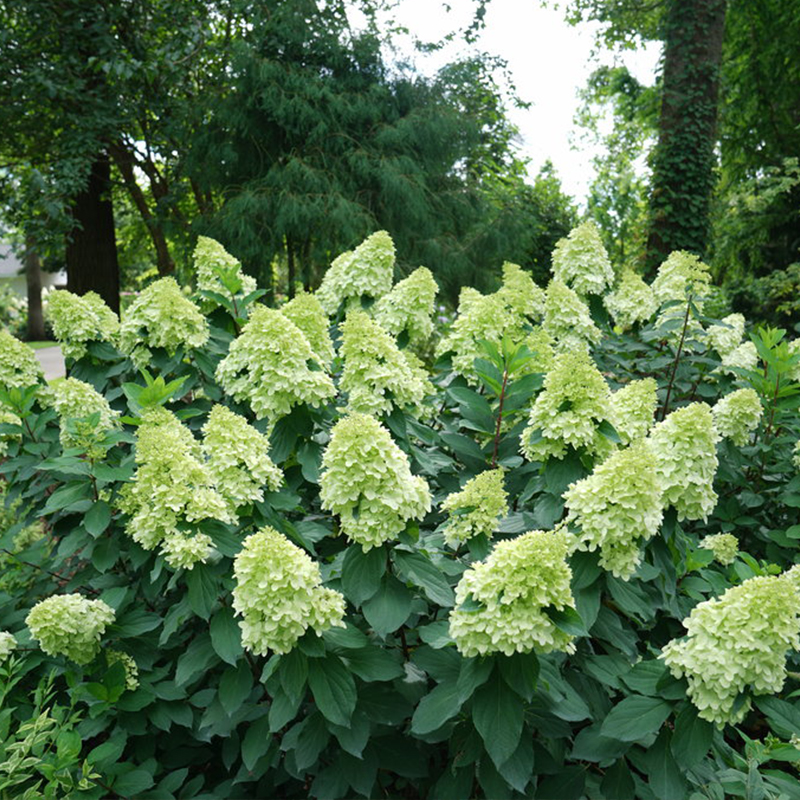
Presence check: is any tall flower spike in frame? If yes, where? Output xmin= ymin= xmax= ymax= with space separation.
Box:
xmin=551 ymin=221 xmax=614 ymax=296
xmin=193 ymin=235 xmax=257 ymax=309
xmin=699 ymin=533 xmax=739 ymax=566
xmin=339 ymin=310 xmax=432 ymax=418
xmin=604 ymin=270 xmax=658 ymax=331
xmin=26 ymin=594 xmax=115 ymax=665
xmin=706 ymin=313 xmax=745 ymax=358
xmin=651 ymin=250 xmax=712 ymax=307
xmin=712 ymin=388 xmax=762 ymax=446
xmin=610 ymin=378 xmax=658 ymax=445
xmin=281 ymin=291 xmax=335 ymax=367
xmin=0 ymin=631 xmax=17 ymax=661
xmin=661 ymin=574 xmax=800 ymax=726
xmin=542 ymin=279 xmax=601 ymax=352
xmin=215 ymin=305 xmax=335 ymax=422
xmin=233 ymin=526 xmax=345 ymax=655
xmin=50 ymin=377 xmax=120 ymax=457
xmin=563 ymin=440 xmax=663 ymax=580
xmin=319 ymin=413 xmax=431 ymax=550
xmin=449 ymin=529 xmax=576 ymax=657
xmin=0 ymin=329 xmax=44 ymax=393
xmin=46 ymin=289 xmax=119 ymax=360
xmin=118 ymin=407 xmax=232 ymax=569
xmin=648 ymin=402 xmax=719 ymax=521
xmin=373 ymin=266 xmax=438 ymax=348
xmin=495 ymin=262 xmax=545 ymax=321
xmin=119 ymin=276 xmax=208 ymax=368
xmin=441 ymin=469 xmax=509 ymax=548
xmin=202 ymin=404 xmax=283 ymax=510
xmin=520 ymin=350 xmax=612 ymax=462
xmin=316 ymin=231 xmax=395 ymax=315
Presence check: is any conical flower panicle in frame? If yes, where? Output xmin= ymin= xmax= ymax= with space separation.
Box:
xmin=495 ymin=262 xmax=545 ymax=321
xmin=551 ymin=221 xmax=614 ymax=296
xmin=193 ymin=235 xmax=256 ymax=309
xmin=281 ymin=291 xmax=335 ymax=367
xmin=699 ymin=533 xmax=739 ymax=566
xmin=441 ymin=468 xmax=508 ymax=548
xmin=542 ymin=280 xmax=601 ymax=352
xmin=712 ymin=388 xmax=762 ymax=446
xmin=604 ymin=270 xmax=657 ymax=331
xmin=373 ymin=266 xmax=438 ymax=348
xmin=46 ymin=289 xmax=119 ymax=360
xmin=50 ymin=377 xmax=120 ymax=457
xmin=0 ymin=328 xmax=44 ymax=392
xmin=706 ymin=313 xmax=745 ymax=358
xmin=610 ymin=378 xmax=658 ymax=445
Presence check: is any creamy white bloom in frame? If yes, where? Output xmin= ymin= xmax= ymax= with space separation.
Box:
xmin=699 ymin=533 xmax=739 ymax=566
xmin=542 ymin=279 xmax=601 ymax=352
xmin=610 ymin=378 xmax=658 ymax=445
xmin=712 ymin=388 xmax=762 ymax=446
xmin=46 ymin=289 xmax=119 ymax=360
xmin=373 ymin=266 xmax=438 ymax=348
xmin=604 ymin=270 xmax=658 ymax=331
xmin=50 ymin=377 xmax=120 ymax=457
xmin=551 ymin=221 xmax=614 ymax=296
xmin=706 ymin=313 xmax=745 ymax=358
xmin=281 ymin=291 xmax=335 ymax=367
xmin=441 ymin=469 xmax=508 ymax=548
xmin=0 ymin=631 xmax=17 ymax=661
xmin=495 ymin=262 xmax=545 ymax=321
xmin=193 ymin=235 xmax=257 ymax=309
xmin=718 ymin=340 xmax=759 ymax=377
xmin=0 ymin=329 xmax=44 ymax=393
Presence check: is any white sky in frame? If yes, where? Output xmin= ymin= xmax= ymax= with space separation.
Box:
xmin=353 ymin=0 xmax=661 ymax=204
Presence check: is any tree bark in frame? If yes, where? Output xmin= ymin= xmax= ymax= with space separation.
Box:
xmin=109 ymin=141 xmax=175 ymax=276
xmin=24 ymin=237 xmax=46 ymax=341
xmin=66 ymin=153 xmax=120 ymax=313
xmin=645 ymin=0 xmax=727 ymax=275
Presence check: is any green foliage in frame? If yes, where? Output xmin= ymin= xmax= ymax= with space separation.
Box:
xmin=2 ymin=228 xmax=800 ymax=800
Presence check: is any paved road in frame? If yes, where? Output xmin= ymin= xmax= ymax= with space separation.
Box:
xmin=34 ymin=346 xmax=65 ymax=381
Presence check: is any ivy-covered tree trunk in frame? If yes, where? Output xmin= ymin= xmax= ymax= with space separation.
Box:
xmin=66 ymin=154 xmax=120 ymax=313
xmin=645 ymin=0 xmax=727 ymax=274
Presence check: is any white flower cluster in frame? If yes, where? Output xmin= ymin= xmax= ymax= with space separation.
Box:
xmin=610 ymin=379 xmax=658 ymax=445
xmin=449 ymin=529 xmax=576 ymax=657
xmin=699 ymin=533 xmax=739 ymax=566
xmin=604 ymin=270 xmax=658 ymax=331
xmin=564 ymin=440 xmax=663 ymax=580
xmin=0 ymin=408 xmax=22 ymax=457
xmin=441 ymin=469 xmax=508 ymax=548
xmin=46 ymin=289 xmax=119 ymax=361
xmin=373 ymin=266 xmax=438 ymax=349
xmin=520 ymin=350 xmax=612 ymax=461
xmin=119 ymin=277 xmax=209 ymax=367
xmin=495 ymin=262 xmax=545 ymax=321
xmin=26 ymin=594 xmax=115 ymax=665
xmin=542 ymin=280 xmax=601 ymax=352
xmin=706 ymin=313 xmax=745 ymax=358
xmin=107 ymin=649 xmax=140 ymax=691
xmin=551 ymin=221 xmax=614 ymax=296
xmin=118 ymin=408 xmax=232 ymax=569
xmin=215 ymin=305 xmax=335 ymax=422
xmin=193 ymin=235 xmax=256 ymax=308
xmin=0 ymin=631 xmax=17 ymax=661
xmin=316 ymin=231 xmax=395 ymax=315
xmin=202 ymin=404 xmax=283 ymax=510
xmin=281 ymin=292 xmax=335 ymax=367
xmin=788 ymin=339 xmax=800 ymax=383
xmin=232 ymin=526 xmax=345 ymax=655
xmin=651 ymin=250 xmax=712 ymax=307
xmin=662 ymin=573 xmax=800 ymax=725
xmin=0 ymin=328 xmax=44 ymax=392
xmin=521 ymin=327 xmax=556 ymax=375
xmin=339 ymin=310 xmax=432 ymax=418
xmin=712 ymin=388 xmax=762 ymax=446
xmin=718 ymin=341 xmax=759 ymax=377
xmin=648 ymin=403 xmax=719 ymax=521
xmin=793 ymin=439 xmax=800 ymax=471
xmin=50 ymin=377 xmax=120 ymax=457
xmin=319 ymin=413 xmax=431 ymax=550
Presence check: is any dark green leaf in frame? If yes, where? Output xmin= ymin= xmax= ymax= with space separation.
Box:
xmin=472 ymin=674 xmax=524 ymax=769
xmin=362 ymin=574 xmax=412 ymax=637
xmin=84 ymin=500 xmax=112 ymax=536
xmin=411 ymin=681 xmax=463 ymax=735
xmin=601 ymin=695 xmax=672 ymax=742
xmin=307 ymin=655 xmax=357 ymax=728
xmin=394 ymin=550 xmax=455 ymax=607
xmin=210 ymin=607 xmax=244 ymax=666
xmin=341 ymin=545 xmax=385 ymax=607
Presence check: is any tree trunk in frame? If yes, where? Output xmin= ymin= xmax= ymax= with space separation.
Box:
xmin=24 ymin=238 xmax=46 ymax=341
xmin=645 ymin=0 xmax=727 ymax=275
xmin=66 ymin=154 xmax=120 ymax=313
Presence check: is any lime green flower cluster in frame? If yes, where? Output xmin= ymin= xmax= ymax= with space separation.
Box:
xmin=202 ymin=405 xmax=283 ymax=510
xmin=520 ymin=350 xmax=612 ymax=461
xmin=0 ymin=408 xmax=22 ymax=457
xmin=373 ymin=266 xmax=438 ymax=348
xmin=661 ymin=573 xmax=800 ymax=725
xmin=233 ymin=526 xmax=345 ymax=655
xmin=119 ymin=277 xmax=209 ymax=367
xmin=319 ymin=413 xmax=431 ymax=550
xmin=718 ymin=341 xmax=759 ymax=377
xmin=26 ymin=594 xmax=115 ymax=665
xmin=281 ymin=292 xmax=334 ymax=367
xmin=564 ymin=440 xmax=663 ymax=580
xmin=316 ymin=231 xmax=395 ymax=315
xmin=649 ymin=403 xmax=719 ymax=521
xmin=107 ymin=650 xmax=140 ymax=691
xmin=788 ymin=339 xmax=800 ymax=382
xmin=521 ymin=327 xmax=556 ymax=375
xmin=46 ymin=289 xmax=119 ymax=360
xmin=542 ymin=280 xmax=601 ymax=352
xmin=712 ymin=388 xmax=762 ymax=446
xmin=339 ymin=311 xmax=432 ymax=418
xmin=441 ymin=469 xmax=508 ymax=548
xmin=651 ymin=250 xmax=712 ymax=307
xmin=50 ymin=377 xmax=119 ymax=457
xmin=495 ymin=262 xmax=545 ymax=321
xmin=793 ymin=439 xmax=800 ymax=470
xmin=604 ymin=270 xmax=658 ymax=331
xmin=0 ymin=631 xmax=17 ymax=661
xmin=449 ymin=529 xmax=576 ymax=657
xmin=216 ymin=305 xmax=335 ymax=421
xmin=551 ymin=221 xmax=614 ymax=296
xmin=193 ymin=235 xmax=256 ymax=308
xmin=706 ymin=313 xmax=745 ymax=358
xmin=699 ymin=533 xmax=739 ymax=566
xmin=118 ymin=408 xmax=232 ymax=569
xmin=0 ymin=328 xmax=43 ymax=392
xmin=610 ymin=378 xmax=658 ymax=445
